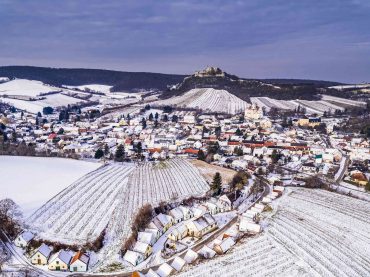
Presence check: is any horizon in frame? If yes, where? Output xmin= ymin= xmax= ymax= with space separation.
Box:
xmin=1 ymin=1 xmax=370 ymax=83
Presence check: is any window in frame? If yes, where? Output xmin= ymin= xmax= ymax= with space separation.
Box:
xmin=56 ymin=261 xmax=59 ymax=264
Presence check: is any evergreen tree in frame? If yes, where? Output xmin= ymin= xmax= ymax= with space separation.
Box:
xmin=115 ymin=144 xmax=125 ymax=162
xmin=94 ymin=148 xmax=104 ymax=159
xmin=148 ymin=113 xmax=154 ymax=121
xmin=35 ymin=116 xmax=39 ymax=126
xmin=154 ymin=119 xmax=159 ymax=128
xmin=235 ymin=128 xmax=242 ymax=136
xmin=172 ymin=115 xmax=178 ymax=123
xmin=163 ymin=114 xmax=168 ymax=122
xmin=211 ymin=172 xmax=222 ymax=194
xmin=141 ymin=118 xmax=147 ymax=129
xmin=155 ymin=112 xmax=159 ymax=120
xmin=233 ymin=146 xmax=243 ymax=156
xmin=197 ymin=149 xmax=206 ymax=161
xmin=37 ymin=112 xmax=42 ymax=117
xmin=104 ymin=144 xmax=110 ymax=156
xmin=136 ymin=141 xmax=143 ymax=158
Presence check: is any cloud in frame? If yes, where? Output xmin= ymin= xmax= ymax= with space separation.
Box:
xmin=0 ymin=0 xmax=369 ymax=82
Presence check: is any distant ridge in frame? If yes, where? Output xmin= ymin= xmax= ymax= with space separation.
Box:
xmin=0 ymin=66 xmax=344 ymax=100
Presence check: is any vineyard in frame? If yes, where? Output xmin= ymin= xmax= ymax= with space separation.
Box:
xmin=94 ymin=158 xmax=210 ymax=270
xmin=26 ymin=158 xmax=209 ymax=268
xmin=27 ymin=163 xmax=135 ymax=245
xmin=153 ymin=88 xmax=249 ymax=114
xmin=251 ymin=96 xmax=366 ymax=115
xmin=178 ymin=188 xmax=370 ymax=276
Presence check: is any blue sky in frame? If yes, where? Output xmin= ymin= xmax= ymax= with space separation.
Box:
xmin=0 ymin=0 xmax=369 ymax=82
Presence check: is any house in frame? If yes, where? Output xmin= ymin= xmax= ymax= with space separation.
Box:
xmin=156 ymin=262 xmax=174 ymax=277
xmin=145 ymin=228 xmax=161 ymax=241
xmin=138 ymin=231 xmax=157 ymax=246
xmin=186 ymin=213 xmax=217 ymax=238
xmin=213 ymin=237 xmax=235 ymax=254
xmin=183 ymin=249 xmax=198 ymax=264
xmin=245 ymin=104 xmax=263 ymax=120
xmin=197 ymin=245 xmax=216 ymax=259
xmin=178 ymin=205 xmax=194 ymax=220
xmin=30 ymin=243 xmax=52 ymax=265
xmin=239 ymin=218 xmax=262 ymax=233
xmin=133 ymin=241 xmax=152 ymax=258
xmin=69 ymin=251 xmax=89 ymax=272
xmin=124 ymin=250 xmax=145 ymax=266
xmin=148 ymin=214 xmax=174 ymax=235
xmin=146 ymin=269 xmax=160 ymax=277
xmin=14 ymin=231 xmax=34 ymax=248
xmin=168 ymin=224 xmax=188 ymax=241
xmin=48 ymin=250 xmax=73 ymax=271
xmin=169 ymin=207 xmax=184 ymax=223
xmin=171 ymin=256 xmax=186 ymax=271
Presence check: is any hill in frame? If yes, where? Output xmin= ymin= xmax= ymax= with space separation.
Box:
xmin=0 ymin=66 xmax=186 ymax=92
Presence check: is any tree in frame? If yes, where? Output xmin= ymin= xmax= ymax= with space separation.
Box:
xmin=215 ymin=126 xmax=221 ymax=138
xmin=154 ymin=119 xmax=159 ymax=128
xmin=211 ymin=172 xmax=222 ymax=194
xmin=172 ymin=115 xmax=178 ymax=123
xmin=163 ymin=106 xmax=173 ymax=113
xmin=37 ymin=112 xmax=42 ymax=117
xmin=148 ymin=113 xmax=154 ymax=121
xmin=0 ymin=198 xmax=22 ymax=238
xmin=162 ymin=114 xmax=168 ymax=122
xmin=155 ymin=112 xmax=159 ymax=120
xmin=235 ymin=128 xmax=242 ymax=136
xmin=104 ymin=144 xmax=110 ymax=156
xmin=35 ymin=116 xmax=39 ymax=126
xmin=141 ymin=118 xmax=147 ymax=129
xmin=115 ymin=144 xmax=125 ymax=162
xmin=231 ymin=171 xmax=249 ymax=190
xmin=197 ymin=149 xmax=206 ymax=161
xmin=145 ymin=104 xmax=151 ymax=110
xmin=95 ymin=148 xmax=104 ymax=159
xmin=271 ymin=149 xmax=280 ymax=164
xmin=42 ymin=106 xmax=54 ymax=115
xmin=136 ymin=141 xmax=143 ymax=158
xmin=364 ymin=181 xmax=370 ymax=192
xmin=57 ymin=128 xmax=64 ymax=135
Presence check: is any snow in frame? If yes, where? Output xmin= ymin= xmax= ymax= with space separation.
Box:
xmin=0 ymin=79 xmax=59 ymax=97
xmin=64 ymin=84 xmax=113 ymax=94
xmin=0 ymin=156 xmax=101 ymax=216
xmin=153 ymin=88 xmax=249 ymax=114
xmin=178 ymin=188 xmax=370 ymax=277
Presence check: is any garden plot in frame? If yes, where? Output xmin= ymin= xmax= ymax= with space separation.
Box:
xmin=178 ymin=188 xmax=370 ymax=277
xmin=153 ymin=88 xmax=249 ymax=114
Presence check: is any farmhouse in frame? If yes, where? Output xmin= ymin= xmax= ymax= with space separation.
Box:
xmin=168 ymin=224 xmax=188 ymax=241
xmin=186 ymin=213 xmax=217 ymax=238
xmin=14 ymin=231 xmax=34 ymax=248
xmin=69 ymin=251 xmax=89 ymax=272
xmin=124 ymin=250 xmax=145 ymax=266
xmin=30 ymin=243 xmax=52 ymax=265
xmin=133 ymin=241 xmax=152 ymax=258
xmin=213 ymin=237 xmax=236 ymax=254
xmin=48 ymin=250 xmax=73 ymax=271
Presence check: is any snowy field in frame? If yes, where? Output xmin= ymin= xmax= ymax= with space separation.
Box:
xmin=0 ymin=156 xmax=101 ymax=217
xmin=64 ymin=84 xmax=113 ymax=94
xmin=0 ymin=79 xmax=60 ymax=97
xmin=178 ymin=188 xmax=370 ymax=277
xmin=153 ymin=88 xmax=249 ymax=114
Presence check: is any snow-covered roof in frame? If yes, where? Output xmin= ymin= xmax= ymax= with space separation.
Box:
xmin=171 ymin=256 xmax=186 ymax=271
xmin=35 ymin=243 xmax=52 ymax=258
xmin=133 ymin=241 xmax=150 ymax=254
xmin=198 ymin=245 xmax=216 ymax=259
xmin=57 ymin=250 xmax=73 ymax=264
xmin=70 ymin=251 xmax=89 ymax=265
xmin=156 ymin=263 xmax=174 ymax=277
xmin=20 ymin=231 xmax=34 ymax=242
xmin=124 ymin=250 xmax=144 ymax=266
xmin=146 ymin=269 xmax=160 ymax=277
xmin=138 ymin=231 xmax=155 ymax=245
xmin=219 ymin=237 xmax=235 ymax=253
xmin=184 ymin=249 xmax=198 ymax=264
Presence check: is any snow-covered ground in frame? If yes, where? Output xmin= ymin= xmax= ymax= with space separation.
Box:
xmin=153 ymin=88 xmax=249 ymax=114
xmin=0 ymin=79 xmax=59 ymax=97
xmin=0 ymin=156 xmax=101 ymax=217
xmin=64 ymin=84 xmax=113 ymax=94
xmin=178 ymin=188 xmax=370 ymax=276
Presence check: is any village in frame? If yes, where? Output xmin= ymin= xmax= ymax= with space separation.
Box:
xmin=1 ymin=89 xmax=369 ymax=276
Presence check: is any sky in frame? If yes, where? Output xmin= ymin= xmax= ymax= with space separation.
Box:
xmin=0 ymin=0 xmax=369 ymax=83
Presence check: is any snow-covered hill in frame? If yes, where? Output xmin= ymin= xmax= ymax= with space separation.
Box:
xmin=153 ymin=88 xmax=249 ymax=114
xmin=0 ymin=79 xmax=60 ymax=97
